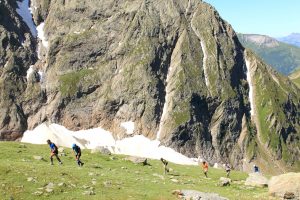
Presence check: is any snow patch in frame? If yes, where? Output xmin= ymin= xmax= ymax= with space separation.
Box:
xmin=200 ymin=40 xmax=210 ymax=90
xmin=26 ymin=65 xmax=34 ymax=80
xmin=22 ymin=123 xmax=197 ymax=165
xmin=16 ymin=0 xmax=37 ymax=37
xmin=120 ymin=121 xmax=134 ymax=134
xmin=245 ymin=58 xmax=254 ymax=117
xmin=38 ymin=70 xmax=44 ymax=83
xmin=37 ymin=23 xmax=49 ymax=48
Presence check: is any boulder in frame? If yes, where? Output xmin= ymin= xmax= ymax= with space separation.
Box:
xmin=171 ymin=179 xmax=179 ymax=183
xmin=172 ymin=190 xmax=228 ymax=200
xmin=82 ymin=190 xmax=95 ymax=195
xmin=32 ymin=191 xmax=43 ymax=196
xmin=91 ymin=146 xmax=111 ymax=155
xmin=58 ymin=147 xmax=64 ymax=153
xmin=125 ymin=156 xmax=148 ymax=165
xmin=245 ymin=173 xmax=268 ymax=188
xmin=219 ymin=177 xmax=231 ymax=186
xmin=268 ymin=172 xmax=300 ymax=199
xmin=33 ymin=156 xmax=43 ymax=160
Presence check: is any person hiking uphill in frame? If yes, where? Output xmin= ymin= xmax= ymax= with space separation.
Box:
xmin=202 ymin=161 xmax=209 ymax=178
xmin=225 ymin=163 xmax=231 ymax=178
xmin=47 ymin=139 xmax=62 ymax=165
xmin=72 ymin=144 xmax=84 ymax=167
xmin=160 ymin=158 xmax=169 ymax=175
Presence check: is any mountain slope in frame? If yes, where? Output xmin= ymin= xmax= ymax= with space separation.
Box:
xmin=289 ymin=68 xmax=300 ymax=88
xmin=238 ymin=33 xmax=300 ymax=75
xmin=0 ymin=0 xmax=299 ymax=172
xmin=0 ymin=142 xmax=269 ymax=200
xmin=278 ymin=33 xmax=300 ymax=47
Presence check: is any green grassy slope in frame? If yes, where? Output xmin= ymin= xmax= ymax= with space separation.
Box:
xmin=0 ymin=142 xmax=269 ymax=200
xmin=245 ymin=50 xmax=300 ymax=171
xmin=238 ymin=34 xmax=300 ymax=75
xmin=289 ymin=68 xmax=300 ymax=88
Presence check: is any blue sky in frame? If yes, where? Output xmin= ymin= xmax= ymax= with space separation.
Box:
xmin=203 ymin=0 xmax=300 ymax=37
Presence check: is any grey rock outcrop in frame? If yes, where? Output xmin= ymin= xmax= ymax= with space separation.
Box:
xmin=245 ymin=173 xmax=268 ymax=188
xmin=269 ymin=173 xmax=300 ymax=199
xmin=219 ymin=177 xmax=231 ymax=186
xmin=125 ymin=156 xmax=148 ymax=165
xmin=91 ymin=146 xmax=111 ymax=155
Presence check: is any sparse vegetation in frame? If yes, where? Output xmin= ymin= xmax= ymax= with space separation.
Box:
xmin=59 ymin=69 xmax=95 ymax=97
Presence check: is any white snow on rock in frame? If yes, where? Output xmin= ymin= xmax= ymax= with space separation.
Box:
xmin=37 ymin=23 xmax=49 ymax=48
xmin=120 ymin=121 xmax=134 ymax=134
xmin=16 ymin=0 xmax=37 ymax=37
xmin=22 ymin=123 xmax=197 ymax=165
xmin=245 ymin=58 xmax=255 ymax=117
xmin=38 ymin=70 xmax=44 ymax=83
xmin=200 ymin=40 xmax=210 ymax=90
xmin=26 ymin=65 xmax=34 ymax=80
xmin=156 ymin=56 xmax=175 ymax=140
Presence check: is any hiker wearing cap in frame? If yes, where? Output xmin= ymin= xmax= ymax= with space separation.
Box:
xmin=225 ymin=163 xmax=231 ymax=178
xmin=160 ymin=158 xmax=169 ymax=175
xmin=202 ymin=161 xmax=209 ymax=178
xmin=47 ymin=139 xmax=63 ymax=165
xmin=72 ymin=144 xmax=84 ymax=166
xmin=253 ymin=164 xmax=259 ymax=173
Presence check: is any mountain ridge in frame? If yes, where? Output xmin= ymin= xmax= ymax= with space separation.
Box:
xmin=278 ymin=33 xmax=300 ymax=47
xmin=238 ymin=33 xmax=300 ymax=75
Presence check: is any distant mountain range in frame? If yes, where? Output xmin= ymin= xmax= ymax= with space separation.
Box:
xmin=238 ymin=33 xmax=300 ymax=75
xmin=278 ymin=33 xmax=300 ymax=47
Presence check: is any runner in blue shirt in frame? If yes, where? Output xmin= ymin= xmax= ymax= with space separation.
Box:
xmin=72 ymin=144 xmax=84 ymax=166
xmin=47 ymin=139 xmax=62 ymax=165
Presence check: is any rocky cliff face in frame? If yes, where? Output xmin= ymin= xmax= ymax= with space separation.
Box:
xmin=0 ymin=0 xmax=299 ymax=171
xmin=0 ymin=0 xmax=36 ymax=140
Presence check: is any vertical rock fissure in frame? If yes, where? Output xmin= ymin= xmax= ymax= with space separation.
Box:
xmin=200 ymin=39 xmax=210 ymax=92
xmin=245 ymin=56 xmax=254 ymax=118
xmin=156 ymin=35 xmax=179 ymax=141
xmin=190 ymin=21 xmax=211 ymax=95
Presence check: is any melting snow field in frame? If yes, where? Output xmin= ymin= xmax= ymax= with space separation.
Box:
xmin=16 ymin=0 xmax=37 ymax=37
xmin=245 ymin=58 xmax=254 ymax=116
xmin=22 ymin=123 xmax=197 ymax=165
xmin=120 ymin=121 xmax=134 ymax=134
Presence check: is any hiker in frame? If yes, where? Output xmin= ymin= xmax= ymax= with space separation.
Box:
xmin=202 ymin=161 xmax=209 ymax=178
xmin=47 ymin=139 xmax=62 ymax=165
xmin=72 ymin=144 xmax=84 ymax=166
xmin=160 ymin=158 xmax=169 ymax=174
xmin=225 ymin=163 xmax=231 ymax=178
xmin=253 ymin=164 xmax=259 ymax=173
